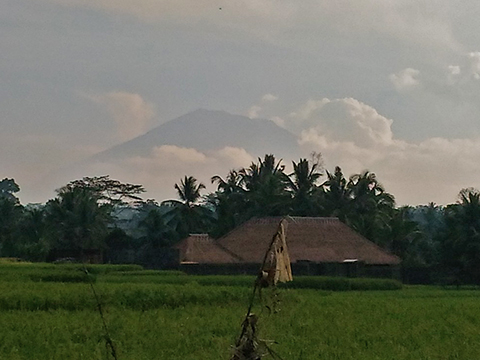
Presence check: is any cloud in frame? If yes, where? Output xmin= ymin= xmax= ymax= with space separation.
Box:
xmin=87 ymin=92 xmax=155 ymax=141
xmin=389 ymin=68 xmax=420 ymax=92
xmin=444 ymin=52 xmax=480 ymax=85
xmin=290 ymin=98 xmax=394 ymax=148
xmin=247 ymin=93 xmax=278 ymax=119
xmin=59 ymin=145 xmax=256 ymax=203
xmin=150 ymin=145 xmax=208 ymax=165
xmin=261 ymin=93 xmax=278 ymax=102
xmin=247 ymin=105 xmax=262 ymax=119
xmin=468 ymin=52 xmax=480 ymax=79
xmin=0 ymin=133 xmax=103 ymax=204
xmin=292 ymin=97 xmax=480 ymax=205
xmin=46 ymin=0 xmax=459 ymax=51
xmin=448 ymin=65 xmax=461 ymax=75
xmin=15 ymin=96 xmax=480 ymax=206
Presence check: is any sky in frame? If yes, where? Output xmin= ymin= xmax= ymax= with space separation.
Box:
xmin=2 ymin=0 xmax=480 ymax=206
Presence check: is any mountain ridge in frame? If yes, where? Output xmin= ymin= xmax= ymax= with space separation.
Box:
xmin=93 ymin=109 xmax=301 ymax=161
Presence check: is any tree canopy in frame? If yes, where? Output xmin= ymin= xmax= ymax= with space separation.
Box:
xmin=3 ymin=154 xmax=480 ymax=285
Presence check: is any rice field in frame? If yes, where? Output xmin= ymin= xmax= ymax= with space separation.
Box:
xmin=1 ymin=261 xmax=480 ymax=359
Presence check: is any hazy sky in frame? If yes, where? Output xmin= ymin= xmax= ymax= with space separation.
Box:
xmin=2 ymin=0 xmax=480 ymax=205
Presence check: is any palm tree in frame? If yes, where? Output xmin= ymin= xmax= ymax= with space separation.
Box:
xmin=344 ymin=171 xmax=395 ymax=245
xmin=0 ymin=196 xmax=23 ymax=256
xmin=321 ymin=166 xmax=349 ymax=219
xmin=161 ymin=176 xmax=213 ymax=240
xmin=238 ymin=154 xmax=290 ymax=217
xmin=287 ymin=158 xmax=324 ymax=216
xmin=174 ymin=176 xmax=205 ymax=207
xmin=15 ymin=207 xmax=50 ymax=261
xmin=138 ymin=208 xmax=174 ymax=248
xmin=210 ymin=170 xmax=248 ymax=237
xmin=386 ymin=206 xmax=422 ymax=263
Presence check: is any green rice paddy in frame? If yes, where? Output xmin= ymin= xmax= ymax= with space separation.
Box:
xmin=0 ymin=261 xmax=479 ymax=359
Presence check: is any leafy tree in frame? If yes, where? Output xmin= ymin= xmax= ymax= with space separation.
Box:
xmin=0 ymin=179 xmax=23 ymax=256
xmin=47 ymin=176 xmax=147 ymax=252
xmin=104 ymin=227 xmax=133 ymax=250
xmin=0 ymin=178 xmax=20 ymax=203
xmin=385 ymin=206 xmax=422 ymax=264
xmin=59 ymin=175 xmax=145 ymax=207
xmin=409 ymin=203 xmax=445 ymax=266
xmin=441 ymin=188 xmax=480 ymax=284
xmin=45 ymin=187 xmax=111 ymax=251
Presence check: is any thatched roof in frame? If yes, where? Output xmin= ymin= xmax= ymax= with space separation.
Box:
xmin=175 ymin=217 xmax=400 ymax=266
xmin=174 ymin=234 xmax=241 ymax=264
xmin=216 ymin=217 xmax=400 ymax=265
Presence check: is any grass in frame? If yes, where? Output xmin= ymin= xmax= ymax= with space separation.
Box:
xmin=0 ymin=261 xmax=479 ymax=359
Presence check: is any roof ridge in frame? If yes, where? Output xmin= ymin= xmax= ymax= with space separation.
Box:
xmin=334 ymin=221 xmax=401 ymax=263
xmin=212 ymin=240 xmax=246 ymax=262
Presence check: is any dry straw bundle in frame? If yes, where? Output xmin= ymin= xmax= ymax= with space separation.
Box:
xmin=231 ymin=218 xmax=293 ymax=360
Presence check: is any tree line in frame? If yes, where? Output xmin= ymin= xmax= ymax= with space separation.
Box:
xmin=1 ymin=153 xmax=480 ymax=284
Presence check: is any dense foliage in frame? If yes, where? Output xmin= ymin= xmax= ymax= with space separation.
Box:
xmin=2 ymin=152 xmax=480 ymax=284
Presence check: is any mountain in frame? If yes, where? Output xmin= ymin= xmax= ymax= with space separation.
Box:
xmin=93 ymin=109 xmax=301 ymax=161
xmin=37 ymin=109 xmax=304 ymax=204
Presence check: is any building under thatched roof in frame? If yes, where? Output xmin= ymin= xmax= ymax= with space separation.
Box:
xmin=176 ymin=217 xmax=400 ymax=278
xmin=174 ymin=234 xmax=241 ymax=264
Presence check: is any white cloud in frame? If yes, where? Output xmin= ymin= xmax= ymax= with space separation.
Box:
xmin=443 ymin=52 xmax=480 ymax=85
xmin=215 ymin=147 xmax=255 ymax=168
xmin=292 ymin=97 xmax=480 ymax=205
xmin=448 ymin=65 xmax=461 ymax=75
xmin=57 ymin=145 xmax=256 ymax=203
xmin=247 ymin=105 xmax=262 ymax=119
xmin=14 ymin=96 xmax=480 ymax=206
xmin=468 ymin=52 xmax=480 ymax=79
xmin=87 ymin=92 xmax=155 ymax=141
xmin=46 ymin=0 xmax=459 ymax=51
xmin=389 ymin=68 xmax=420 ymax=92
xmin=290 ymin=98 xmax=394 ymax=148
xmin=247 ymin=93 xmax=278 ymax=119
xmin=150 ymin=145 xmax=208 ymax=164
xmin=270 ymin=116 xmax=286 ymax=128
xmin=0 ymin=133 xmax=103 ymax=204
xmin=261 ymin=93 xmax=278 ymax=102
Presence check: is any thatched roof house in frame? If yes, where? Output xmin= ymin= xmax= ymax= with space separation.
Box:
xmin=176 ymin=217 xmax=400 ymax=278
xmin=175 ymin=234 xmax=240 ymax=264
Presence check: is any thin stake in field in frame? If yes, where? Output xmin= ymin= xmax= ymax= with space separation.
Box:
xmin=83 ymin=265 xmax=119 ymax=360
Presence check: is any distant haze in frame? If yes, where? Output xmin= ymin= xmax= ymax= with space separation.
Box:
xmin=3 ymin=1 xmax=480 ymax=205
xmin=32 ymin=108 xmax=480 ymax=207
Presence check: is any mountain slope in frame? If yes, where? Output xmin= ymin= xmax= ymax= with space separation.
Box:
xmin=94 ymin=109 xmax=301 ymax=161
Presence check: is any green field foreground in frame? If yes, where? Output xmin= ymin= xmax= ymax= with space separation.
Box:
xmin=1 ymin=263 xmax=480 ymax=359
